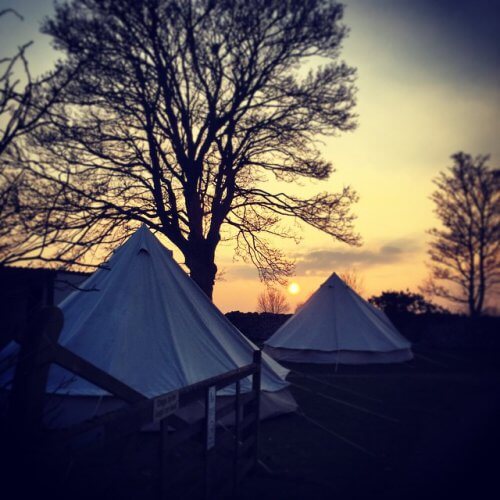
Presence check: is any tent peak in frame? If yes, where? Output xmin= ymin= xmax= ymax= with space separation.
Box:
xmin=133 ymin=224 xmax=174 ymax=257
xmin=322 ymin=272 xmax=344 ymax=288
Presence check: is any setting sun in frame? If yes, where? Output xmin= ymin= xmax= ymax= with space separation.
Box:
xmin=288 ymin=282 xmax=301 ymax=295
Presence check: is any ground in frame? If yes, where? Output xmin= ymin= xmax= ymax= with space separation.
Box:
xmin=239 ymin=347 xmax=500 ymax=500
xmin=3 ymin=346 xmax=499 ymax=499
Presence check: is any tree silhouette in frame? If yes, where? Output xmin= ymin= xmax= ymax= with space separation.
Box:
xmin=21 ymin=0 xmax=359 ymax=298
xmin=339 ymin=267 xmax=364 ymax=296
xmin=423 ymin=153 xmax=499 ymax=316
xmin=257 ymin=288 xmax=290 ymax=314
xmin=0 ymin=9 xmax=77 ymax=266
xmin=369 ymin=290 xmax=446 ymax=317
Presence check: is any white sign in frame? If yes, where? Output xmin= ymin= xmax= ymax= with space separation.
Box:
xmin=206 ymin=386 xmax=216 ymax=450
xmin=153 ymin=391 xmax=179 ymax=423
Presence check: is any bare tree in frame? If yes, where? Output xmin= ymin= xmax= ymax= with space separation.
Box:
xmin=257 ymin=288 xmax=290 ymax=314
xmin=423 ymin=153 xmax=499 ymax=317
xmin=21 ymin=0 xmax=359 ymax=298
xmin=294 ymin=292 xmax=312 ymax=313
xmin=339 ymin=267 xmax=364 ymax=296
xmin=0 ymin=9 xmax=77 ymax=266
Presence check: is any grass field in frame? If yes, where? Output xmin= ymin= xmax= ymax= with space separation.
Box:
xmin=239 ymin=347 xmax=500 ymax=500
xmin=3 ymin=347 xmax=499 ymax=499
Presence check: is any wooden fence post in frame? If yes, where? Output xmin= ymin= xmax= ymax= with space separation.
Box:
xmin=232 ymin=379 xmax=241 ymax=497
xmin=204 ymin=385 xmax=216 ymax=500
xmin=252 ymin=350 xmax=262 ymax=468
xmin=159 ymin=416 xmax=170 ymax=499
xmin=5 ymin=305 xmax=63 ymax=498
xmin=7 ymin=306 xmax=64 ymax=443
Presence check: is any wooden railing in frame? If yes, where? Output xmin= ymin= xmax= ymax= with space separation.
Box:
xmin=3 ymin=306 xmax=261 ymax=499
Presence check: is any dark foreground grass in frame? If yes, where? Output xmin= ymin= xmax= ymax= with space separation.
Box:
xmin=4 ymin=348 xmax=499 ymax=499
xmin=239 ymin=348 xmax=500 ymax=500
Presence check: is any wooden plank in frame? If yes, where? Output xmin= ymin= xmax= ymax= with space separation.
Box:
xmin=176 ymin=363 xmax=257 ymax=408
xmin=53 ymin=371 xmax=257 ymax=452
xmin=44 ymin=358 xmax=260 ymax=469
xmin=51 ymin=361 xmax=258 ymax=450
xmin=51 ymin=344 xmax=145 ymax=404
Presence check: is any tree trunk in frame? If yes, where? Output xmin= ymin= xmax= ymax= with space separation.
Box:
xmin=476 ymin=219 xmax=486 ymax=317
xmin=184 ymin=244 xmax=218 ymax=300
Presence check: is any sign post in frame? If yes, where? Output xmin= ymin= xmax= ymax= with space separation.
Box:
xmin=206 ymin=386 xmax=216 ymax=450
xmin=204 ymin=385 xmax=216 ymax=499
xmin=153 ymin=391 xmax=179 ymax=423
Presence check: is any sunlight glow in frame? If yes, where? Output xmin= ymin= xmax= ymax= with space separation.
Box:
xmin=288 ymin=282 xmax=301 ymax=295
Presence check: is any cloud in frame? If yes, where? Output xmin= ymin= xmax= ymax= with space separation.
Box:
xmin=294 ymin=238 xmax=421 ymax=276
xmin=221 ymin=264 xmax=259 ymax=280
xmin=379 ymin=245 xmax=403 ymax=255
xmin=217 ymin=238 xmax=422 ymax=280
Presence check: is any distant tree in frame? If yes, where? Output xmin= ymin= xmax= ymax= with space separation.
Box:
xmin=369 ymin=290 xmax=447 ymax=317
xmin=423 ymin=153 xmax=499 ymax=317
xmin=339 ymin=267 xmax=365 ymax=296
xmin=294 ymin=293 xmax=312 ymax=313
xmin=20 ymin=0 xmax=359 ymax=299
xmin=257 ymin=288 xmax=290 ymax=314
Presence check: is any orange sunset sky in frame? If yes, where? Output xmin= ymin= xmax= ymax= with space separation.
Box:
xmin=2 ymin=0 xmax=499 ymax=312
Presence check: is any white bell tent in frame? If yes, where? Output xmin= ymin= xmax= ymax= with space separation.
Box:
xmin=264 ymin=273 xmax=413 ymax=364
xmin=0 ymin=225 xmax=296 ymax=426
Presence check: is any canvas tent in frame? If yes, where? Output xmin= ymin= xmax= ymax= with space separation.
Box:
xmin=0 ymin=226 xmax=296 ymax=427
xmin=264 ymin=273 xmax=413 ymax=364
